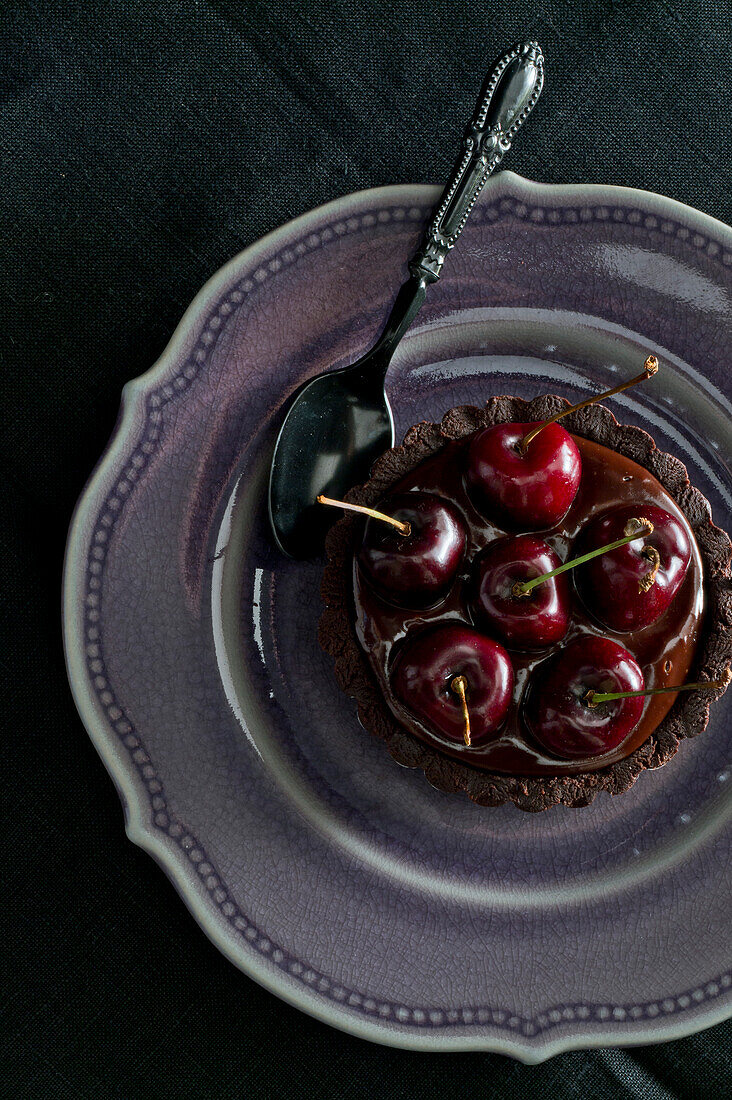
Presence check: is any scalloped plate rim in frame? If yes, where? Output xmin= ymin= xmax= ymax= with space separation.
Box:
xmin=63 ymin=171 xmax=732 ymax=1059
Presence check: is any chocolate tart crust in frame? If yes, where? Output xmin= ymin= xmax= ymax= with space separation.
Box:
xmin=319 ymin=396 xmax=732 ymax=812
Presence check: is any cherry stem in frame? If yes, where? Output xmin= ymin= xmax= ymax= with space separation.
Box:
xmin=450 ymin=675 xmax=472 ymax=747
xmin=518 ymin=354 xmax=659 ymax=453
xmin=512 ymin=517 xmax=655 ymax=599
xmin=316 ymin=494 xmax=411 ymax=536
xmin=585 ymin=672 xmax=731 ymax=708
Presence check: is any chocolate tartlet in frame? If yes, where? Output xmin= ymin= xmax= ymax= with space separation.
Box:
xmin=319 ymin=395 xmax=732 ymax=812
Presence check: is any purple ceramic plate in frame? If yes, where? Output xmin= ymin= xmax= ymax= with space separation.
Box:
xmin=64 ymin=173 xmax=732 ymax=1060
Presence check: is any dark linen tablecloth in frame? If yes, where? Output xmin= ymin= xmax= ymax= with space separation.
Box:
xmin=2 ymin=1 xmax=730 ymax=1096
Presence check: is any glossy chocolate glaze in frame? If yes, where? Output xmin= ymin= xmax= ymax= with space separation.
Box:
xmin=354 ymin=435 xmax=704 ymax=776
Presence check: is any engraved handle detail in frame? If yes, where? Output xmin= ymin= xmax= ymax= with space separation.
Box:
xmin=409 ymin=41 xmax=544 ymax=283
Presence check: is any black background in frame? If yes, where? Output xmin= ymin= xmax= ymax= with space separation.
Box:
xmin=3 ymin=1 xmax=730 ymax=1097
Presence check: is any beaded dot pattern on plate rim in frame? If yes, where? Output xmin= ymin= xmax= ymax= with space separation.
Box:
xmin=83 ymin=197 xmax=731 ymax=1034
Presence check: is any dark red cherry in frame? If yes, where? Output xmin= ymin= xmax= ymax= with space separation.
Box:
xmin=575 ymin=504 xmax=692 ymax=632
xmin=473 ymin=535 xmax=571 ymax=650
xmin=391 ymin=623 xmax=514 ymax=745
xmin=523 ymin=635 xmax=644 ymax=759
xmin=466 ymin=421 xmax=581 ymax=529
xmin=358 ymin=492 xmax=467 ymax=606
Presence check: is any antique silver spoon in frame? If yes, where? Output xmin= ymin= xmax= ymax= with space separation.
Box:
xmin=269 ymin=41 xmax=544 ymax=558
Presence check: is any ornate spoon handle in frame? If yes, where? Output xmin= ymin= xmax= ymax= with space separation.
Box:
xmin=409 ymin=41 xmax=544 ymax=283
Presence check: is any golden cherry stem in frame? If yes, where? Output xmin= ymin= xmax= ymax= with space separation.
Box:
xmin=585 ymin=673 xmax=730 ymax=708
xmin=519 ymin=354 xmax=659 ymax=453
xmin=316 ymin=494 xmax=411 ymax=536
xmin=451 ymin=675 xmax=472 ymax=747
xmin=512 ymin=517 xmax=655 ymax=599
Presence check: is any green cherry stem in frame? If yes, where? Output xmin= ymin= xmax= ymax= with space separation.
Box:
xmin=316 ymin=494 xmax=411 ymax=536
xmin=585 ymin=672 xmax=731 ymax=708
xmin=512 ymin=517 xmax=656 ymax=599
xmin=519 ymin=354 xmax=659 ymax=453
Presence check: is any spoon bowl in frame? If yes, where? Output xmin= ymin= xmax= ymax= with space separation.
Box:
xmin=269 ymin=361 xmax=394 ymax=559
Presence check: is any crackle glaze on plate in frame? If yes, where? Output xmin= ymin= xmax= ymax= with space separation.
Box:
xmin=64 ymin=173 xmax=732 ymax=1060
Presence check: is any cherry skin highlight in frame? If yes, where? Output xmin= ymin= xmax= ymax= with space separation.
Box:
xmin=391 ymin=623 xmax=514 ymax=745
xmin=575 ymin=504 xmax=691 ymax=632
xmin=472 ymin=534 xmax=571 ymax=650
xmin=358 ymin=492 xmax=467 ymax=607
xmin=523 ymin=635 xmax=645 ymax=759
xmin=466 ymin=421 xmax=581 ymax=529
